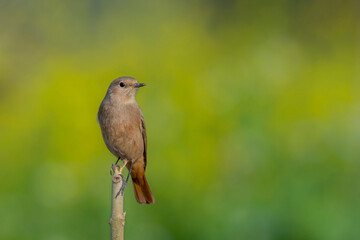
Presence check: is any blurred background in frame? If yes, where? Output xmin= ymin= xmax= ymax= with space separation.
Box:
xmin=0 ymin=0 xmax=359 ymax=239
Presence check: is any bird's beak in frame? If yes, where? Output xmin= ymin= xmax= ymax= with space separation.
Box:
xmin=135 ymin=83 xmax=146 ymax=88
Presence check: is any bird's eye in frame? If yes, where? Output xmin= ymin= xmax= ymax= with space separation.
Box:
xmin=120 ymin=82 xmax=125 ymax=88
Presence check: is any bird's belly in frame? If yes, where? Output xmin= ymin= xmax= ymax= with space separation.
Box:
xmin=101 ymin=116 xmax=143 ymax=161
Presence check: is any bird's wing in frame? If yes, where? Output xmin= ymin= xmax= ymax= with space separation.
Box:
xmin=140 ymin=112 xmax=147 ymax=169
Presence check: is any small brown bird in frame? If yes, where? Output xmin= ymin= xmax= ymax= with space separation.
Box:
xmin=98 ymin=76 xmax=155 ymax=204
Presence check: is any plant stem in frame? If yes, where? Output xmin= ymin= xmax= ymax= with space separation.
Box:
xmin=109 ymin=164 xmax=125 ymax=240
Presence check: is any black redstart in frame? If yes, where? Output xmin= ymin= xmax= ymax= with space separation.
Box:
xmin=98 ymin=76 xmax=155 ymax=204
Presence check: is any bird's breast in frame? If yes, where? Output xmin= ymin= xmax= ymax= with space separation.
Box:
xmin=99 ymin=101 xmax=143 ymax=160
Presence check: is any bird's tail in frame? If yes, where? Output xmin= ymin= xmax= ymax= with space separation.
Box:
xmin=131 ymin=166 xmax=155 ymax=204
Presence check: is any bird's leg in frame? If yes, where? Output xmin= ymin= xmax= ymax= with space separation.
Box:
xmin=119 ymin=159 xmax=128 ymax=175
xmin=115 ymin=157 xmax=121 ymax=165
xmin=115 ymin=160 xmax=133 ymax=198
xmin=115 ymin=159 xmax=129 ymax=198
xmin=119 ymin=161 xmax=133 ymax=195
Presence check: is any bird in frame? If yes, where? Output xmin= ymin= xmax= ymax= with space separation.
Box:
xmin=97 ymin=76 xmax=155 ymax=204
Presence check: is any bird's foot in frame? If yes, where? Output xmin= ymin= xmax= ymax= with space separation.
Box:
xmin=110 ymin=163 xmax=120 ymax=176
xmin=114 ymin=159 xmax=130 ymax=198
xmin=115 ymin=161 xmax=133 ymax=198
xmin=110 ymin=157 xmax=122 ymax=175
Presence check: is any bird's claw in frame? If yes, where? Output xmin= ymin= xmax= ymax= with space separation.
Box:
xmin=110 ymin=164 xmax=119 ymax=176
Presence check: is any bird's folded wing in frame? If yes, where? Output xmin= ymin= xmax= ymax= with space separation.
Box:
xmin=140 ymin=113 xmax=147 ymax=169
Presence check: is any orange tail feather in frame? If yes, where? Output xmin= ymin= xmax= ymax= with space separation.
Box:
xmin=132 ymin=171 xmax=155 ymax=204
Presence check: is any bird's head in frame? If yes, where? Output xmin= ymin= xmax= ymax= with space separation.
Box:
xmin=107 ymin=76 xmax=146 ymax=102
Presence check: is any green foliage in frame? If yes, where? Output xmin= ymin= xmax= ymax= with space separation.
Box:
xmin=0 ymin=1 xmax=359 ymax=239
